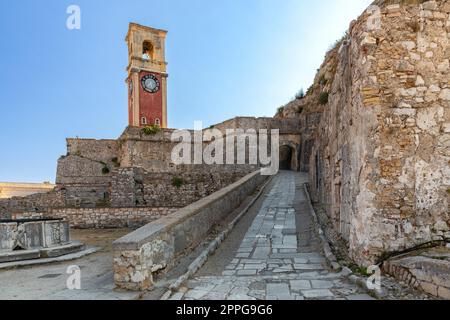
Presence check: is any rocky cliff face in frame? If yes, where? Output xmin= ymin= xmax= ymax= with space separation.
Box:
xmin=278 ymin=0 xmax=450 ymax=265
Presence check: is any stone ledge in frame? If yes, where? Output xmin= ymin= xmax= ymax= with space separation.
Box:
xmin=384 ymin=252 xmax=450 ymax=299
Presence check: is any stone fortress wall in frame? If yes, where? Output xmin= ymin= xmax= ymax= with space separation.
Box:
xmin=278 ymin=0 xmax=450 ymax=265
xmin=0 ymin=118 xmax=296 ymax=228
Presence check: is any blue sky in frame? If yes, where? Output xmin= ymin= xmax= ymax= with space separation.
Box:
xmin=0 ymin=0 xmax=372 ymax=183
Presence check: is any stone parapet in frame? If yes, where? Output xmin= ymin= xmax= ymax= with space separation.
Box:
xmin=112 ymin=170 xmax=267 ymax=291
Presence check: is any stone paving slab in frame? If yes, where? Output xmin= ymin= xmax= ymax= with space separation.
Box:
xmin=172 ymin=172 xmax=372 ymax=300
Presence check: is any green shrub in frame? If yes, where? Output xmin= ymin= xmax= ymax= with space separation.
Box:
xmin=172 ymin=176 xmax=184 ymax=188
xmin=102 ymin=166 xmax=110 ymax=175
xmin=142 ymin=124 xmax=161 ymax=135
xmin=319 ymin=92 xmax=329 ymax=105
xmin=295 ymin=88 xmax=305 ymax=100
xmin=277 ymin=106 xmax=285 ymax=115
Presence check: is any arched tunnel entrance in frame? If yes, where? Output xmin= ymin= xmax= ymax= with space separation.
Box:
xmin=279 ymin=145 xmax=294 ymax=171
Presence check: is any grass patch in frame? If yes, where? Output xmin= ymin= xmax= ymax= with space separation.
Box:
xmin=142 ymin=124 xmax=161 ymax=135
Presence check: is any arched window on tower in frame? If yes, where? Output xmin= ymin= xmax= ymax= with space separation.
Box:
xmin=141 ymin=117 xmax=147 ymax=125
xmin=154 ymin=118 xmax=161 ymax=126
xmin=142 ymin=41 xmax=154 ymax=60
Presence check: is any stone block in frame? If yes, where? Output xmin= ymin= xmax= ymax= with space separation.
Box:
xmin=290 ymin=280 xmax=311 ymax=291
xmin=43 ymin=220 xmax=70 ymax=248
xmin=311 ymin=280 xmax=334 ymax=289
xmin=301 ymin=289 xmax=334 ymax=299
xmin=421 ymin=282 xmax=438 ymax=296
xmin=17 ymin=222 xmax=43 ymax=249
xmin=237 ymin=269 xmax=258 ymax=276
xmin=266 ymin=283 xmax=291 ymax=300
xmin=437 ymin=286 xmax=450 ymax=300
xmin=40 ymin=242 xmax=85 ymax=258
xmin=0 ymin=249 xmax=41 ymax=263
xmin=0 ymin=223 xmax=17 ymax=251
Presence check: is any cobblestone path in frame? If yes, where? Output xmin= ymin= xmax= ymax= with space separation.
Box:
xmin=171 ymin=172 xmax=374 ymax=300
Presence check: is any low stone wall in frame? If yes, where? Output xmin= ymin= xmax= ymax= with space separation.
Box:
xmin=112 ymin=170 xmax=267 ymax=291
xmin=384 ymin=255 xmax=450 ymax=299
xmin=12 ymin=207 xmax=178 ymax=229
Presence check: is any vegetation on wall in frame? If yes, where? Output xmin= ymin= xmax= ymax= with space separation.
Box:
xmin=142 ymin=125 xmax=161 ymax=135
xmin=276 ymin=106 xmax=285 ymax=116
xmin=295 ymin=88 xmax=305 ymax=100
xmin=319 ymin=92 xmax=329 ymax=105
xmin=172 ymin=176 xmax=184 ymax=188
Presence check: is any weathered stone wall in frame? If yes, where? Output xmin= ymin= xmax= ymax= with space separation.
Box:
xmin=11 ymin=207 xmax=177 ymax=229
xmin=212 ymin=117 xmax=300 ymax=133
xmin=211 ymin=117 xmax=302 ymax=172
xmin=280 ymin=0 xmax=450 ymax=266
xmin=277 ymin=102 xmax=323 ymax=172
xmin=66 ymin=138 xmax=119 ymax=165
xmin=0 ymin=189 xmax=66 ymax=219
xmin=31 ymin=117 xmax=292 ymax=218
xmin=109 ymin=167 xmax=251 ymax=207
xmin=0 ymin=166 xmax=247 ymax=217
xmin=117 ymin=128 xmax=179 ymax=173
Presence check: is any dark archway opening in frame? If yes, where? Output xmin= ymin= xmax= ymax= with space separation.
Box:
xmin=279 ymin=145 xmax=294 ymax=171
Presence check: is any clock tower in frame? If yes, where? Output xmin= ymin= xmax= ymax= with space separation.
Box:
xmin=126 ymin=23 xmax=168 ymax=128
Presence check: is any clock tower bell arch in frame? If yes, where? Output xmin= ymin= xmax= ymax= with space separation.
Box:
xmin=126 ymin=23 xmax=168 ymax=128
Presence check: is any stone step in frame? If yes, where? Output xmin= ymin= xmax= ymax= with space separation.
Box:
xmin=0 ymin=241 xmax=85 ymax=263
xmin=0 ymin=249 xmax=41 ymax=263
xmin=40 ymin=241 xmax=86 ymax=258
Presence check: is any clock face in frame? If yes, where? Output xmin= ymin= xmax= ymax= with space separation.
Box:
xmin=141 ymin=74 xmax=160 ymax=93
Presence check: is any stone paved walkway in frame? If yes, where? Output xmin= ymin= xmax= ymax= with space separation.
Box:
xmin=0 ymin=229 xmax=139 ymax=300
xmin=171 ymin=172 xmax=374 ymax=300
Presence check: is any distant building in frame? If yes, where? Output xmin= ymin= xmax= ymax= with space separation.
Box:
xmin=0 ymin=182 xmax=55 ymax=199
